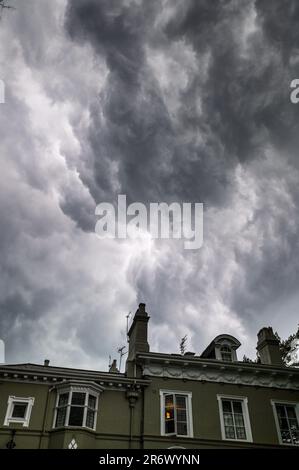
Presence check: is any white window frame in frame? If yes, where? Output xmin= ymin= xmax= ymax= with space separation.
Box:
xmin=220 ymin=346 xmax=233 ymax=362
xmin=217 ymin=394 xmax=253 ymax=442
xmin=53 ymin=386 xmax=99 ymax=431
xmin=160 ymin=389 xmax=193 ymax=438
xmin=271 ymin=400 xmax=299 ymax=446
xmin=4 ymin=396 xmax=35 ymax=427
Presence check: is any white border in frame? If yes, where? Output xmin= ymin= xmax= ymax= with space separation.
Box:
xmin=4 ymin=396 xmax=35 ymax=427
xmin=159 ymin=389 xmax=193 ymax=438
xmin=217 ymin=394 xmax=253 ymax=442
xmin=271 ymin=399 xmax=299 ymax=446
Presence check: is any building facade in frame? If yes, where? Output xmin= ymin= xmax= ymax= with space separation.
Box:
xmin=0 ymin=303 xmax=298 ymax=449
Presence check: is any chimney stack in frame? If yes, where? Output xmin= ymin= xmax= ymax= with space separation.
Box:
xmin=256 ymin=327 xmax=283 ymax=366
xmin=44 ymin=359 xmax=50 ymax=367
xmin=109 ymin=359 xmax=119 ymax=373
xmin=126 ymin=303 xmax=150 ymax=376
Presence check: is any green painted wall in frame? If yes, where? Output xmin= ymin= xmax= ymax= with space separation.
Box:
xmin=143 ymin=377 xmax=299 ymax=448
xmin=0 ymin=375 xmax=298 ymax=448
xmin=0 ymin=381 xmax=142 ymax=449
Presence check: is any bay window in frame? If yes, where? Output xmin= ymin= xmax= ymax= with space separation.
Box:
xmin=54 ymin=388 xmax=98 ymax=430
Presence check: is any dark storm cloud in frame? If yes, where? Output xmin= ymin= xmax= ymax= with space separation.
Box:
xmin=65 ymin=0 xmax=176 ymax=206
xmin=65 ymin=0 xmax=230 ymax=207
xmin=166 ymin=0 xmax=299 ymax=159
xmin=63 ymin=0 xmax=299 ymax=343
xmin=65 ymin=0 xmax=299 ymax=219
xmin=256 ymin=0 xmax=299 ymax=63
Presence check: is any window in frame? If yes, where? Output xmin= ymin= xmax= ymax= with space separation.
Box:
xmin=4 ymin=396 xmax=35 ymax=427
xmin=272 ymin=401 xmax=299 ymax=446
xmin=54 ymin=388 xmax=98 ymax=430
xmin=68 ymin=438 xmax=78 ymax=449
xmin=217 ymin=395 xmax=252 ymax=442
xmin=220 ymin=346 xmax=233 ymax=362
xmin=160 ymin=390 xmax=193 ymax=437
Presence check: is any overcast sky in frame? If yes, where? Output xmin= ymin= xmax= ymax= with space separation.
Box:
xmin=0 ymin=0 xmax=299 ymax=371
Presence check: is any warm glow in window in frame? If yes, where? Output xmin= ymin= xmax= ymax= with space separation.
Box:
xmin=162 ymin=392 xmax=191 ymax=437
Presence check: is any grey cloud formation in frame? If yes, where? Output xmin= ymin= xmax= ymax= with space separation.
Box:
xmin=66 ymin=0 xmax=299 ymax=208
xmin=0 ymin=0 xmax=299 ymax=369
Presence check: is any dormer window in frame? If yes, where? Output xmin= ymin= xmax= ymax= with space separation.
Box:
xmin=221 ymin=346 xmax=233 ymax=362
xmin=200 ymin=334 xmax=241 ymax=362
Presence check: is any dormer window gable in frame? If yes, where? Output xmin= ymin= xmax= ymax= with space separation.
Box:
xmin=200 ymin=334 xmax=241 ymax=363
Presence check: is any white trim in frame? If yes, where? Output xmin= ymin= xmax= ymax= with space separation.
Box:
xmin=4 ymin=396 xmax=35 ymax=427
xmin=271 ymin=400 xmax=299 ymax=446
xmin=160 ymin=389 xmax=193 ymax=438
xmin=53 ymin=386 xmax=99 ymax=431
xmin=168 ymin=446 xmax=186 ymax=449
xmin=93 ymin=393 xmax=99 ymax=431
xmin=217 ymin=394 xmax=253 ymax=442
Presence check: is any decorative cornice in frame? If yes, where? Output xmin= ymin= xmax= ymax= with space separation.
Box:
xmin=137 ymin=354 xmax=299 ymax=390
xmin=0 ymin=365 xmax=150 ymax=390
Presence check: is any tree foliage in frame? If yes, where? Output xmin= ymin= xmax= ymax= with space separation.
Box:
xmin=274 ymin=324 xmax=299 ymax=366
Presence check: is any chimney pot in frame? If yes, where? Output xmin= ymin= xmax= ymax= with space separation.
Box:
xmin=44 ymin=359 xmax=50 ymax=367
xmin=138 ymin=303 xmax=146 ymax=313
xmin=109 ymin=359 xmax=119 ymax=373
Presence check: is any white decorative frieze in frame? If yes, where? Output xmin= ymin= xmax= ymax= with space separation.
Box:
xmin=142 ymin=364 xmax=299 ymax=390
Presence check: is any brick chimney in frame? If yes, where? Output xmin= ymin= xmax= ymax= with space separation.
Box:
xmin=256 ymin=327 xmax=283 ymax=366
xmin=126 ymin=303 xmax=150 ymax=376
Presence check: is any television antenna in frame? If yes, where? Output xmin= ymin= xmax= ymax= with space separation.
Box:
xmin=117 ymin=346 xmax=127 ymax=372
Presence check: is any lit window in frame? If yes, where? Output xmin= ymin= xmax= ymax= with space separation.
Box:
xmin=272 ymin=401 xmax=299 ymax=446
xmin=220 ymin=346 xmax=233 ymax=362
xmin=4 ymin=396 xmax=35 ymax=427
xmin=54 ymin=389 xmax=98 ymax=430
xmin=160 ymin=390 xmax=193 ymax=437
xmin=217 ymin=395 xmax=252 ymax=442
